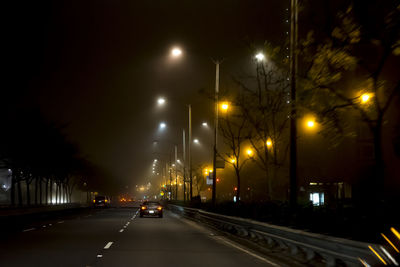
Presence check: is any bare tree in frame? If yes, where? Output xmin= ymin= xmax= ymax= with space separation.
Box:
xmin=300 ymin=2 xmax=400 ymax=198
xmin=234 ymin=46 xmax=290 ymax=200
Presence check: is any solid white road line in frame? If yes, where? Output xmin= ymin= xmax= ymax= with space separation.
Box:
xmin=57 ymin=221 xmax=64 ymax=224
xmin=180 ymin=216 xmax=279 ymax=266
xmin=214 ymin=236 xmax=279 ymax=266
xmin=23 ymin=228 xmax=35 ymax=232
xmin=104 ymin=242 xmax=113 ymax=249
xmin=97 ymin=254 xmax=103 ymax=258
xmin=119 ymin=229 xmax=124 ymax=233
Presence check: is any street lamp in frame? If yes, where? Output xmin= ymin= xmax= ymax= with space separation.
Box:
xmin=171 ymin=47 xmax=182 ymax=57
xmin=361 ymin=93 xmax=372 ymax=104
xmin=159 ymin=122 xmax=166 ymax=129
xmin=157 ymin=97 xmax=166 ymax=106
xmin=255 ymin=52 xmax=265 ymax=62
xmin=202 ymin=122 xmax=208 ymax=127
xmin=266 ymin=138 xmax=273 ymax=148
xmin=307 ymin=120 xmax=315 ymax=128
xmin=220 ymin=102 xmax=229 ymax=111
xmin=193 ymin=139 xmax=199 ymax=144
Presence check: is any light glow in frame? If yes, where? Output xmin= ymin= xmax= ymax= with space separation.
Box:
xmin=361 ymin=93 xmax=372 ymax=103
xmin=221 ymin=102 xmax=229 ymax=111
xmin=171 ymin=47 xmax=182 ymax=57
xmin=255 ymin=52 xmax=265 ymax=62
xmin=157 ymin=97 xmax=166 ymax=105
xmin=266 ymin=138 xmax=272 ymax=148
xmin=246 ymin=149 xmax=253 ymax=157
xmin=307 ymin=120 xmax=315 ymax=128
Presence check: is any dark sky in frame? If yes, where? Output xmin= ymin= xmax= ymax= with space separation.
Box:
xmin=5 ymin=0 xmax=288 ymax=191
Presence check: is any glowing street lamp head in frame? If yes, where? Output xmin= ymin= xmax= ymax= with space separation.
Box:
xmin=246 ymin=149 xmax=253 ymax=157
xmin=266 ymin=138 xmax=272 ymax=148
xmin=255 ymin=52 xmax=265 ymax=62
xmin=171 ymin=47 xmax=182 ymax=57
xmin=220 ymin=102 xmax=229 ymax=111
xmin=202 ymin=122 xmax=208 ymax=127
xmin=159 ymin=122 xmax=166 ymax=129
xmin=193 ymin=139 xmax=199 ymax=144
xmin=157 ymin=97 xmax=166 ymax=105
xmin=230 ymin=157 xmax=236 ymax=164
xmin=361 ymin=93 xmax=371 ymax=103
xmin=307 ymin=120 xmax=315 ymax=128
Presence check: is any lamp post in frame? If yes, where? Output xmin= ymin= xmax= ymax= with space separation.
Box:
xmin=289 ymin=0 xmax=299 ymax=209
xmin=188 ymin=104 xmax=193 ymax=201
xmin=212 ymin=61 xmax=220 ymax=206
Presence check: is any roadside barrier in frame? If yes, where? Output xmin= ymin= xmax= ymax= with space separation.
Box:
xmin=169 ymin=204 xmax=380 ymax=267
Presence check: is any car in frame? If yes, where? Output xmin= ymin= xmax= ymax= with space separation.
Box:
xmin=139 ymin=201 xmax=163 ymax=218
xmin=93 ymin=195 xmax=110 ymax=207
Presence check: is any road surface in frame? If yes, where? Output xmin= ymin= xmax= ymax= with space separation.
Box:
xmin=0 ymin=206 xmax=283 ymax=267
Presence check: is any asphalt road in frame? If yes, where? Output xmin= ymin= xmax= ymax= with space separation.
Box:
xmin=0 ymin=206 xmax=281 ymax=267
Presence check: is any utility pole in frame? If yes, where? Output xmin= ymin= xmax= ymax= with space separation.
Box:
xmin=169 ymin=153 xmax=172 ymax=200
xmin=175 ymin=145 xmax=178 ymax=200
xmin=212 ymin=61 xmax=219 ymax=206
xmin=289 ymin=0 xmax=298 ymax=209
xmin=188 ymin=104 xmax=193 ymax=201
xmin=183 ymin=129 xmax=186 ymax=202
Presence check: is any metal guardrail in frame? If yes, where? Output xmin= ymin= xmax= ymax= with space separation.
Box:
xmin=169 ymin=204 xmax=380 ymax=267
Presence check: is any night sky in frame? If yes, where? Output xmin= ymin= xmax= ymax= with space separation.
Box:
xmin=5 ymin=1 xmax=287 ymax=191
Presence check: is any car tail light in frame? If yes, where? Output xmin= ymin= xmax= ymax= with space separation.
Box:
xmin=157 ymin=206 xmax=162 ymax=210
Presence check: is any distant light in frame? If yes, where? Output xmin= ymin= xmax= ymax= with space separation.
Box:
xmin=202 ymin=122 xmax=208 ymax=127
xmin=193 ymin=139 xmax=199 ymax=144
xmin=157 ymin=97 xmax=166 ymax=105
xmin=154 ymin=159 xmax=158 ymax=162
xmin=171 ymin=47 xmax=182 ymax=57
xmin=220 ymin=102 xmax=229 ymax=111
xmin=246 ymin=149 xmax=253 ymax=157
xmin=177 ymin=159 xmax=181 ymax=164
xmin=230 ymin=158 xmax=236 ymax=164
xmin=266 ymin=138 xmax=272 ymax=148
xmin=361 ymin=93 xmax=372 ymax=103
xmin=307 ymin=120 xmax=315 ymax=128
xmin=255 ymin=52 xmax=265 ymax=62
xmin=159 ymin=122 xmax=166 ymax=129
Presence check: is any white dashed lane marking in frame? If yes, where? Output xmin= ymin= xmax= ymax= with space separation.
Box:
xmin=119 ymin=229 xmax=124 ymax=233
xmin=23 ymin=228 xmax=35 ymax=232
xmin=104 ymin=242 xmax=113 ymax=249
